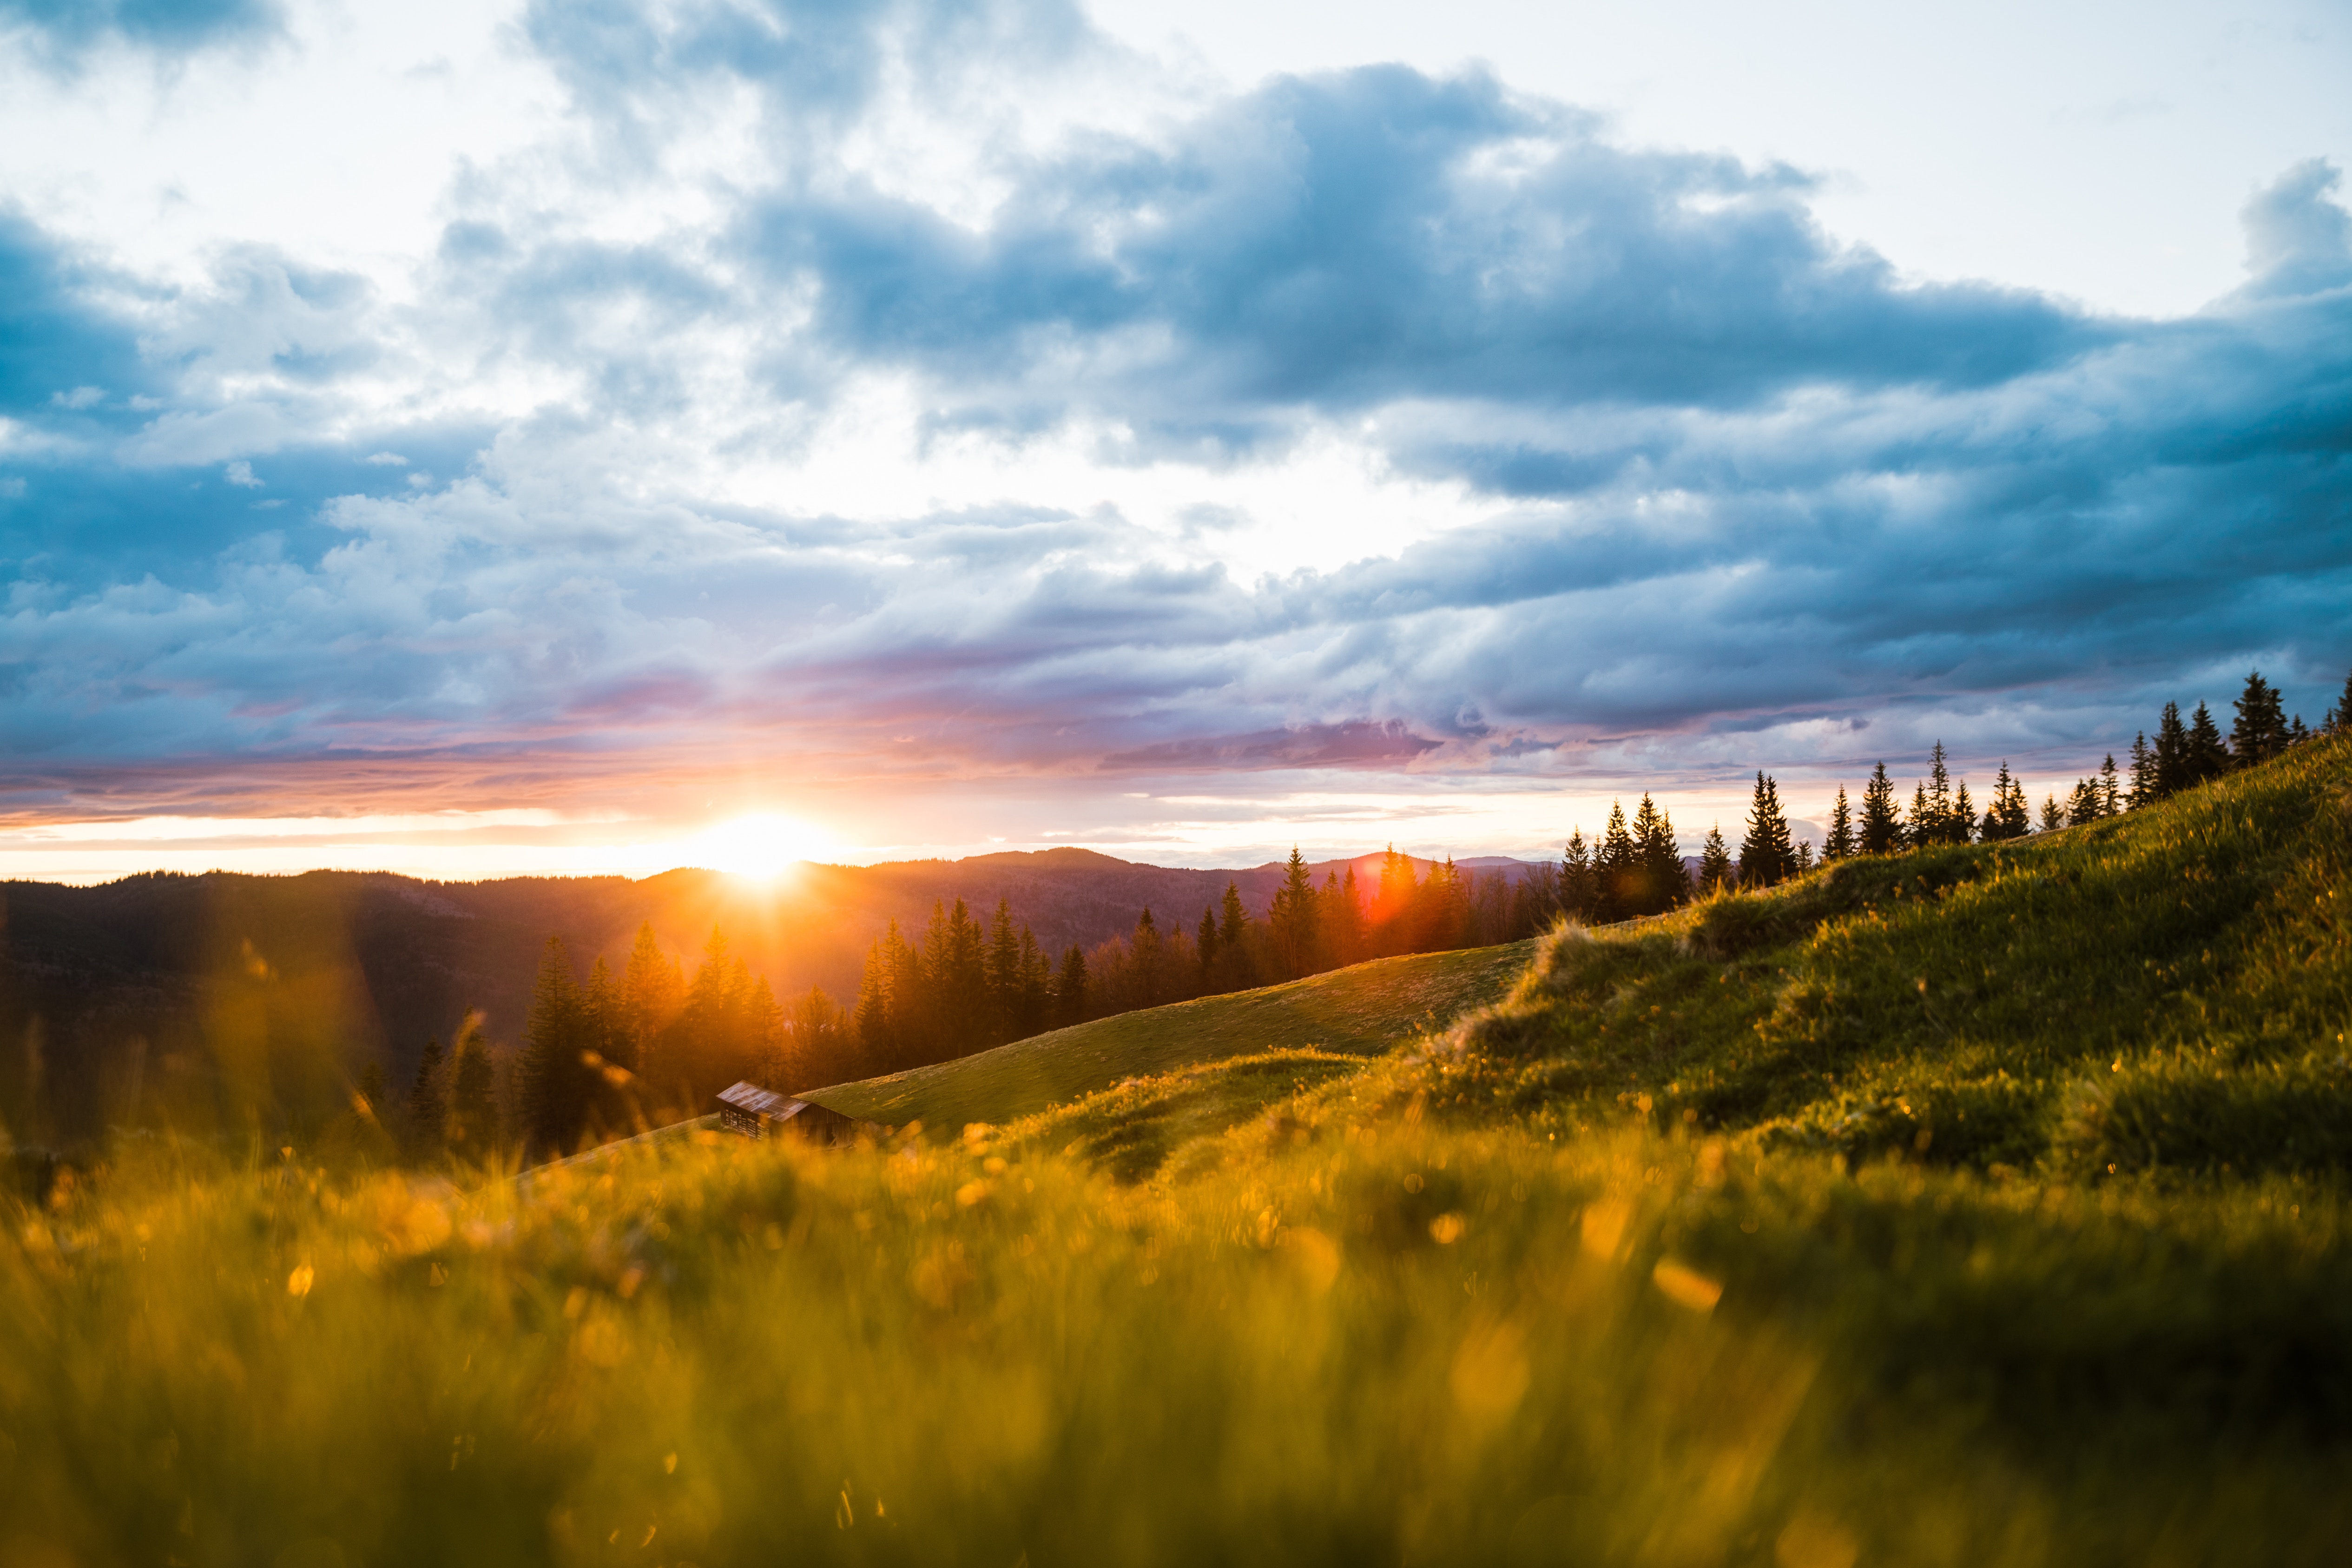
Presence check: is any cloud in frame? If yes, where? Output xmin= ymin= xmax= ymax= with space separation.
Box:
xmin=0 ymin=0 xmax=280 ymax=63
xmin=0 ymin=0 xmax=2345 ymax=833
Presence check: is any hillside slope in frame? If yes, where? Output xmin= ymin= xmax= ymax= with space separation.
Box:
xmin=799 ymin=940 xmax=1535 ymax=1131
xmin=7 ymin=745 xmax=2352 ymax=1564
xmin=1013 ymin=733 xmax=2352 ymax=1189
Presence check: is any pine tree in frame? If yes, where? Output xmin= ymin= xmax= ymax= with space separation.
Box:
xmin=1595 ymin=802 xmax=1638 ymax=921
xmin=2330 ymin=667 xmax=2352 ymax=733
xmin=1823 ymin=788 xmax=1855 ymax=861
xmin=2230 ymin=670 xmax=2288 ymax=768
xmin=1737 ymin=772 xmax=1795 ymax=889
xmin=2127 ymin=732 xmax=2153 ymax=809
xmin=1950 ymin=778 xmax=1974 ymax=844
xmin=1858 ymin=762 xmax=1902 ymax=855
xmin=618 ymin=922 xmax=681 ymax=1074
xmin=1054 ymin=944 xmax=1088 ymax=1028
xmin=2039 ymin=793 xmax=2066 ymax=832
xmin=1922 ymin=742 xmax=1957 ymax=845
xmin=1270 ymin=847 xmax=1319 ymax=978
xmin=2152 ymin=702 xmax=2189 ymax=798
xmin=1909 ymin=782 xmax=1931 ymax=849
xmin=984 ymin=898 xmax=1022 ymax=1046
xmin=1980 ymin=761 xmax=2030 ymax=841
xmin=404 ymin=1036 xmax=447 ymax=1159
xmin=520 ymin=936 xmax=589 ymax=1157
xmin=1196 ymin=906 xmax=1219 ymax=987
xmin=1216 ymin=881 xmax=1255 ymax=989
xmin=446 ymin=1014 xmax=499 ymax=1160
xmin=2097 ymin=754 xmax=2121 ymax=816
xmin=1560 ymin=830 xmax=1597 ymax=923
xmin=2186 ymin=701 xmax=2230 ymax=785
xmin=2290 ymin=715 xmax=2310 ymax=745
xmin=2068 ymin=777 xmax=2104 ymax=827
xmin=1696 ymin=825 xmax=1734 ymax=894
xmin=1632 ymin=794 xmax=1685 ymax=916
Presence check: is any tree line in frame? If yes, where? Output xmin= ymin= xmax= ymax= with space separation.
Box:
xmin=390 ymin=666 xmax=2348 ymax=1163
xmin=847 ymin=847 xmax=1568 ymax=1080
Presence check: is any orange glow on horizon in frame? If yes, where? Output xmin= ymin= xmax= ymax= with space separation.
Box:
xmin=684 ymin=813 xmax=837 ymax=882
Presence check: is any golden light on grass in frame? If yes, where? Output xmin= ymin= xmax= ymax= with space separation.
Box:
xmin=1652 ymin=1258 xmax=1725 ymax=1313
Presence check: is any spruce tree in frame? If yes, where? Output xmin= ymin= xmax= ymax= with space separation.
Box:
xmin=1595 ymin=802 xmax=1638 ymax=921
xmin=1270 ymin=847 xmax=1319 ymax=978
xmin=1737 ymin=772 xmax=1795 ymax=889
xmin=2330 ymin=667 xmax=2352 ymax=733
xmin=984 ymin=899 xmax=1022 ymax=1044
xmin=1858 ymin=762 xmax=1902 ymax=855
xmin=2230 ymin=670 xmax=2288 ymax=767
xmin=2290 ymin=714 xmax=2309 ymax=745
xmin=1054 ymin=944 xmax=1088 ymax=1028
xmin=2152 ymin=702 xmax=2189 ymax=798
xmin=2186 ymin=701 xmax=2230 ymax=785
xmin=2097 ymin=754 xmax=2121 ymax=816
xmin=1823 ymin=788 xmax=1855 ymax=861
xmin=2127 ymin=732 xmax=2153 ymax=809
xmin=1217 ymin=881 xmax=1254 ymax=988
xmin=520 ymin=936 xmax=587 ymax=1157
xmin=447 ymin=1015 xmax=499 ymax=1160
xmin=1950 ymin=779 xmax=1974 ymax=844
xmin=2068 ymin=777 xmax=2103 ymax=827
xmin=404 ymin=1037 xmax=447 ymax=1160
xmin=1980 ymin=761 xmax=2030 ymax=841
xmin=1197 ymin=907 xmax=1219 ymax=986
xmin=1633 ymin=795 xmax=1685 ymax=916
xmin=1909 ymin=782 xmax=1931 ymax=849
xmin=1696 ymin=825 xmax=1734 ymax=894
xmin=1560 ymin=830 xmax=1597 ymax=923
xmin=2039 ymin=792 xmax=2066 ymax=832
xmin=1923 ymin=742 xmax=1956 ymax=844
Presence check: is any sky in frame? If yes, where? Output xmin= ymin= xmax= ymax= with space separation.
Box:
xmin=0 ymin=0 xmax=2347 ymax=882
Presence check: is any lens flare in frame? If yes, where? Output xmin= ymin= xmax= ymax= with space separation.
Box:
xmin=689 ymin=813 xmax=832 ymax=880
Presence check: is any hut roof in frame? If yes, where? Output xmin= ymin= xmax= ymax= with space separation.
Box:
xmin=717 ymin=1081 xmax=816 ymax=1120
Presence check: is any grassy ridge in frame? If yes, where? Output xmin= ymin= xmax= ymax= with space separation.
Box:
xmin=799 ymin=940 xmax=1535 ymax=1131
xmin=4 ymin=743 xmax=2351 ymax=1563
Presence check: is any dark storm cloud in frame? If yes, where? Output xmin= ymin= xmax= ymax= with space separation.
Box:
xmin=0 ymin=0 xmax=2347 ymax=816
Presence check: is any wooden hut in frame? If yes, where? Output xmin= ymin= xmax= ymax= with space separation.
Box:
xmin=713 ymin=1081 xmax=856 ymax=1144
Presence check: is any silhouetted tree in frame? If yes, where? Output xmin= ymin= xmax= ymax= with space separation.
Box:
xmin=2127 ymin=731 xmax=2154 ymax=808
xmin=1270 ymin=848 xmax=1319 ymax=978
xmin=1632 ymin=794 xmax=1686 ymax=915
xmin=2039 ymin=793 xmax=2066 ymax=832
xmin=1054 ymin=944 xmax=1088 ymax=1028
xmin=1737 ymin=772 xmax=1796 ymax=889
xmin=1980 ymin=761 xmax=2031 ymax=841
xmin=404 ymin=1036 xmax=447 ymax=1160
xmin=2151 ymin=702 xmax=2190 ymax=798
xmin=2097 ymin=754 xmax=2122 ymax=815
xmin=1823 ymin=788 xmax=1855 ymax=862
xmin=446 ymin=1015 xmax=499 ymax=1160
xmin=2184 ymin=701 xmax=2230 ymax=786
xmin=1560 ymin=830 xmax=1598 ymax=923
xmin=520 ymin=936 xmax=594 ymax=1157
xmin=1858 ymin=762 xmax=1902 ymax=855
xmin=2230 ymin=670 xmax=2288 ymax=768
xmin=1697 ymin=826 xmax=1734 ymax=894
xmin=2329 ymin=667 xmax=2352 ymax=732
xmin=1595 ymin=802 xmax=1638 ymax=920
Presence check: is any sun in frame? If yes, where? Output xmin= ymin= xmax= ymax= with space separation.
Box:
xmin=690 ymin=812 xmax=833 ymax=881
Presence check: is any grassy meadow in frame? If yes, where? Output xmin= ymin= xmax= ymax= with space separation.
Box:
xmin=4 ymin=737 xmax=2352 ymax=1564
xmin=800 ymin=939 xmax=1537 ymax=1130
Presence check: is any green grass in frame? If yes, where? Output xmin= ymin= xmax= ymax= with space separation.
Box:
xmin=5 ymin=740 xmax=2352 ymax=1564
xmin=799 ymin=940 xmax=1535 ymax=1132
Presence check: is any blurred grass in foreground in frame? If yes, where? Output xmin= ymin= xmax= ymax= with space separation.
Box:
xmin=3 ymin=1118 xmax=2347 ymax=1566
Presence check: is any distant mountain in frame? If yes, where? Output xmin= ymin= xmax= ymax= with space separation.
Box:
xmin=0 ymin=849 xmax=1543 ymax=1144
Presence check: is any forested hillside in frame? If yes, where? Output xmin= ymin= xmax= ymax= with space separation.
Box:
xmin=0 ymin=847 xmax=1541 ymax=1149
